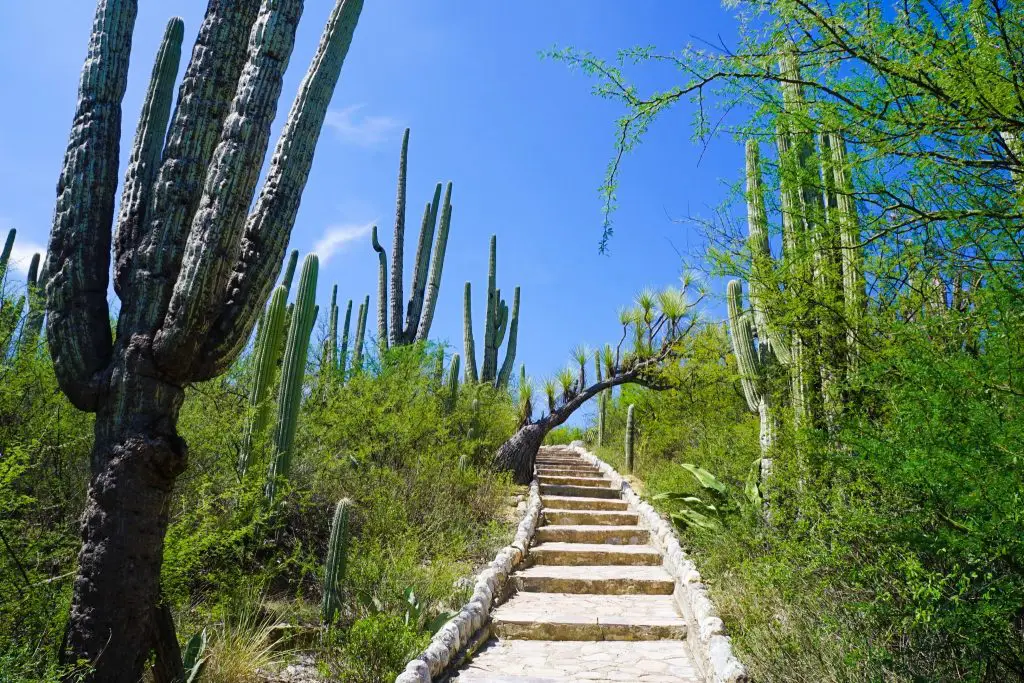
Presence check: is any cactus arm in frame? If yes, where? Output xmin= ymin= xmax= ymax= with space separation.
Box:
xmin=338 ymin=298 xmax=352 ymax=379
xmin=118 ymin=0 xmax=261 ymax=339
xmin=0 ymin=228 xmax=14 ymax=285
xmin=370 ymin=225 xmax=389 ymax=349
xmin=321 ymin=499 xmax=352 ymax=624
xmin=352 ymin=294 xmax=368 ymax=371
xmin=281 ymin=249 xmax=299 ymax=293
xmin=194 ymin=0 xmax=365 ymax=379
xmin=415 ymin=182 xmax=452 ymax=343
xmin=44 ymin=0 xmax=135 ymax=411
xmin=463 ymin=281 xmax=478 ymax=383
xmin=495 ymin=287 xmax=520 ymax=389
xmin=388 ymin=129 xmax=410 ymax=347
xmin=727 ymin=280 xmax=762 ymax=413
xmin=113 ymin=17 xmax=183 ymax=297
xmin=404 ymin=183 xmax=442 ymax=342
xmin=828 ymin=132 xmax=866 ymax=369
xmin=481 ymin=235 xmax=497 ymax=381
xmin=157 ymin=0 xmax=306 ymax=368
xmin=267 ymin=254 xmax=318 ymax=502
xmin=239 ymin=284 xmax=287 ymax=477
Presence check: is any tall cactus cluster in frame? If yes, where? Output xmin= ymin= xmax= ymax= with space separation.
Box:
xmin=41 ymin=1 xmax=366 ymax=676
xmin=464 ymin=235 xmax=521 ymax=388
xmin=0 ymin=229 xmax=45 ymax=360
xmin=726 ymin=48 xmax=867 ymax=458
xmin=371 ymin=129 xmax=454 ymax=349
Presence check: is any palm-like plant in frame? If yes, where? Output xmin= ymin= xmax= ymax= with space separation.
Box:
xmin=556 ymin=366 xmax=577 ymax=403
xmin=571 ymin=344 xmax=589 ymax=391
xmin=543 ymin=378 xmax=558 ymax=413
xmin=518 ymin=375 xmax=534 ymax=426
xmin=657 ymin=287 xmax=688 ymax=333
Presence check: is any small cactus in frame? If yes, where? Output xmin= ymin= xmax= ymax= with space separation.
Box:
xmin=625 ymin=404 xmax=635 ymax=474
xmin=444 ymin=352 xmax=460 ymax=412
xmin=463 ymin=282 xmax=479 ymax=383
xmin=321 ymin=498 xmax=352 ymax=624
xmin=338 ymin=298 xmax=352 ymax=381
xmin=352 ymin=295 xmax=368 ymax=372
xmin=267 ymin=254 xmax=319 ymax=503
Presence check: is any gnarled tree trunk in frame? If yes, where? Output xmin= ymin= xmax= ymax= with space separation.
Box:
xmin=493 ymin=422 xmax=546 ymax=484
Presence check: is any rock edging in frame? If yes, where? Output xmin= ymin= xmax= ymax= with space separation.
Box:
xmin=569 ymin=441 xmax=748 ymax=683
xmin=395 ymin=480 xmax=543 ymax=683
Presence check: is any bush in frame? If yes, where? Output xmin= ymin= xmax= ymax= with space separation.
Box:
xmin=332 ymin=613 xmax=428 ymax=683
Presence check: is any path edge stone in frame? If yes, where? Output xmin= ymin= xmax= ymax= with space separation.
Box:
xmin=395 ymin=479 xmax=543 ymax=683
xmin=568 ymin=440 xmax=749 ymax=683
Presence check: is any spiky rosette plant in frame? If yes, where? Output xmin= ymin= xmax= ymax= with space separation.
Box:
xmin=370 ymin=130 xmax=454 ymax=349
xmin=494 ymin=280 xmax=704 ymax=483
xmin=41 ymin=2 xmax=365 ymax=678
xmin=463 ymin=236 xmax=521 ymax=388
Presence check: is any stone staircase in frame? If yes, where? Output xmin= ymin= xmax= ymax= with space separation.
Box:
xmin=450 ymin=446 xmax=701 ymax=682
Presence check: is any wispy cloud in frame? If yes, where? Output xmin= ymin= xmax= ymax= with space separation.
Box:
xmin=313 ymin=222 xmax=374 ymax=264
xmin=324 ymin=104 xmax=403 ymax=147
xmin=7 ymin=241 xmax=46 ymax=277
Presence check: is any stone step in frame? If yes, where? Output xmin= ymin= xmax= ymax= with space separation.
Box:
xmin=451 ymin=639 xmax=700 ymax=682
xmin=535 ymin=459 xmax=589 ymax=467
xmin=541 ymin=495 xmax=628 ymax=511
xmin=536 ymin=463 xmax=600 ymax=472
xmin=543 ymin=508 xmax=638 ymax=526
xmin=513 ymin=565 xmax=675 ymax=595
xmin=539 ymin=484 xmax=620 ymax=499
xmin=491 ymin=593 xmax=687 ymax=641
xmin=536 ymin=469 xmax=602 ymax=479
xmin=529 ymin=542 xmax=663 ymax=566
xmin=535 ymin=524 xmax=650 ymax=545
xmin=537 ymin=474 xmax=611 ymax=488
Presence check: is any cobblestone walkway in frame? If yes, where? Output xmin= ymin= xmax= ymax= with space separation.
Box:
xmin=452 ymin=446 xmax=700 ymax=682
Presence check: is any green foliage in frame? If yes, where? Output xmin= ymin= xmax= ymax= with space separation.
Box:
xmin=330 ymin=613 xmax=428 ymax=683
xmin=181 ymin=629 xmax=209 ymax=683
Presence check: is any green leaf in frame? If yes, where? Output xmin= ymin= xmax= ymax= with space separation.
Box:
xmin=744 ymin=457 xmax=763 ymax=509
xmin=679 ymin=462 xmax=727 ymax=494
xmin=671 ymin=509 xmax=722 ymax=531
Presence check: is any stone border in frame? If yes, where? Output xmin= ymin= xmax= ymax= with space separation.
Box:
xmin=569 ymin=441 xmax=748 ymax=683
xmin=395 ymin=479 xmax=543 ymax=683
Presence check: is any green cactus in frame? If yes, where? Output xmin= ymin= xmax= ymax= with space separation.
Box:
xmin=373 ymin=130 xmax=454 ymax=348
xmin=321 ymin=498 xmax=352 ymax=624
xmin=281 ymin=249 xmax=299 ymax=292
xmin=464 ymin=237 xmax=520 ymax=388
xmin=352 ymin=295 xmax=369 ymax=372
xmin=240 ymin=284 xmax=288 ymax=477
xmin=19 ymin=253 xmax=44 ymax=355
xmin=625 ymin=404 xmax=635 ymax=474
xmin=327 ymin=284 xmax=339 ymax=373
xmin=338 ymin=298 xmax=352 ymax=381
xmin=371 ymin=225 xmax=388 ymax=349
xmin=467 ymin=397 xmax=480 ymax=440
xmin=0 ymin=228 xmax=15 ymax=285
xmin=267 ymin=254 xmax=319 ymax=503
xmin=594 ymin=349 xmax=607 ymax=446
xmin=444 ymin=352 xmax=460 ymax=412
xmin=463 ymin=282 xmax=479 ymax=383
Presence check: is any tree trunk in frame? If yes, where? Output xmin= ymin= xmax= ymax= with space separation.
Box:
xmin=61 ymin=348 xmax=186 ymax=683
xmin=493 ymin=422 xmax=547 ymax=484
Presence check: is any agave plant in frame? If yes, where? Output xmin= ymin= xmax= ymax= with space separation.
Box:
xmin=652 ymin=460 xmax=763 ymax=531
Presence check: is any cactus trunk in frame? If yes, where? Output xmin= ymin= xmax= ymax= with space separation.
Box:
xmin=0 ymin=228 xmax=15 ymax=284
xmin=625 ymin=404 xmax=635 ymax=474
xmin=338 ymin=299 xmax=352 ymax=381
xmin=463 ymin=282 xmax=479 ymax=383
xmin=444 ymin=352 xmax=460 ymax=412
xmin=371 ymin=225 xmax=389 ymax=350
xmin=352 ymin=295 xmax=369 ymax=372
xmin=240 ymin=285 xmax=288 ymax=477
xmin=19 ymin=253 xmax=44 ymax=355
xmin=321 ymin=498 xmax=352 ymax=624
xmin=495 ymin=287 xmax=520 ymax=389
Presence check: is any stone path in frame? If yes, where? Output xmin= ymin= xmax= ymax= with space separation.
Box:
xmin=451 ymin=446 xmax=701 ymax=682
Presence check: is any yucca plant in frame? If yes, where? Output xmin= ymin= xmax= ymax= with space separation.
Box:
xmin=571 ymin=344 xmax=589 ymax=392
xmin=518 ymin=374 xmax=533 ymax=426
xmin=543 ymin=378 xmax=557 ymax=414
xmin=556 ymin=366 xmax=576 ymax=403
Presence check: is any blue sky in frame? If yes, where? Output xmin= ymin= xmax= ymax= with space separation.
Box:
xmin=0 ymin=1 xmax=744 ymax=420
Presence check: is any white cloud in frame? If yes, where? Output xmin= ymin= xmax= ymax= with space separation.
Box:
xmin=7 ymin=242 xmax=46 ymax=277
xmin=324 ymin=105 xmax=403 ymax=147
xmin=313 ymin=222 xmax=374 ymax=264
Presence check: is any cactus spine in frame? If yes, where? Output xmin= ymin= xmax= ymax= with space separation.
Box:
xmin=352 ymin=295 xmax=368 ymax=372
xmin=374 ymin=130 xmax=454 ymax=347
xmin=464 ymin=236 xmax=521 ymax=388
xmin=625 ymin=404 xmax=635 ymax=474
xmin=338 ymin=299 xmax=352 ymax=380
xmin=267 ymin=254 xmax=319 ymax=502
xmin=444 ymin=352 xmax=460 ymax=412
xmin=321 ymin=498 xmax=352 ymax=624
xmin=240 ymin=284 xmax=288 ymax=477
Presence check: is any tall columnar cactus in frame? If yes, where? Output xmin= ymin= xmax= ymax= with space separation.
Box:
xmin=240 ymin=284 xmax=288 ymax=477
xmin=327 ymin=285 xmax=339 ymax=370
xmin=352 ymin=295 xmax=369 ymax=372
xmin=464 ymin=236 xmax=521 ymax=388
xmin=0 ymin=229 xmax=14 ymax=284
xmin=594 ymin=349 xmax=606 ymax=447
xmin=44 ymin=1 xmax=364 ymax=678
xmin=463 ymin=282 xmax=479 ymax=383
xmin=467 ymin=397 xmax=480 ymax=440
xmin=371 ymin=130 xmax=454 ymax=348
xmin=321 ymin=498 xmax=352 ymax=624
xmin=267 ymin=254 xmax=319 ymax=503
xmin=338 ymin=298 xmax=352 ymax=381
xmin=19 ymin=253 xmax=45 ymax=354
xmin=444 ymin=352 xmax=460 ymax=413
xmin=625 ymin=404 xmax=635 ymax=474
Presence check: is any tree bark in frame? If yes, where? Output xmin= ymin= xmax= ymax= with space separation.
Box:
xmin=61 ymin=342 xmax=186 ymax=683
xmin=493 ymin=422 xmax=547 ymax=484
